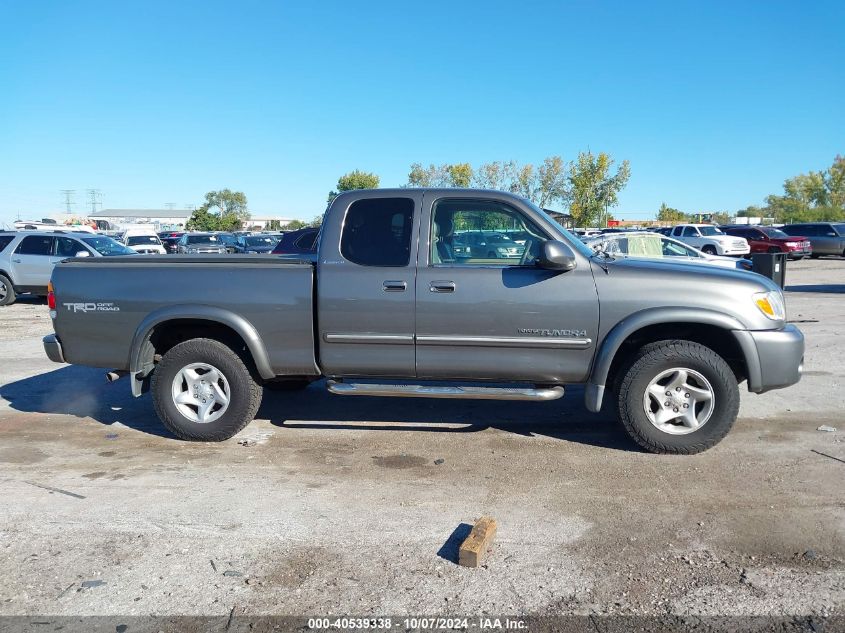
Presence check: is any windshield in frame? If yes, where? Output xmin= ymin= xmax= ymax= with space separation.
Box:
xmin=82 ymin=236 xmax=136 ymax=256
xmin=245 ymin=236 xmax=278 ymax=246
xmin=187 ymin=234 xmax=219 ymax=244
xmin=698 ymin=226 xmax=724 ymax=236
xmin=126 ymin=235 xmax=161 ymax=246
xmin=760 ymin=227 xmax=789 ymax=239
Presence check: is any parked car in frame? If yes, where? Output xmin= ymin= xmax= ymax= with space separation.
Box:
xmin=583 ymin=232 xmax=753 ymax=271
xmin=176 ymin=233 xmax=228 ymax=254
xmin=45 ymin=188 xmax=803 ymax=455
xmin=0 ymin=231 xmax=135 ymax=306
xmin=669 ymin=224 xmax=750 ymax=256
xmin=234 ymin=234 xmax=280 ymax=254
xmin=452 ymin=231 xmax=525 ymax=260
xmin=122 ymin=234 xmax=166 ymax=255
xmin=652 ymin=227 xmax=673 ymax=236
xmin=158 ymin=232 xmax=185 ymax=254
xmin=721 ymin=226 xmax=811 ymax=259
xmin=213 ymin=232 xmax=239 ymax=254
xmin=272 ymin=227 xmax=319 ymax=257
xmin=780 ymin=223 xmax=845 ymax=258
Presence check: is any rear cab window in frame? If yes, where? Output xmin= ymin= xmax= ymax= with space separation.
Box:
xmin=15 ymin=235 xmax=54 ymax=255
xmin=340 ymin=198 xmax=414 ymax=266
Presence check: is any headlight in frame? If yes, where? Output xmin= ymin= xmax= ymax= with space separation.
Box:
xmin=753 ymin=291 xmax=786 ymax=321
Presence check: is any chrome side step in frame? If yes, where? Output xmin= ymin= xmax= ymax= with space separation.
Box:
xmin=326 ymin=380 xmax=564 ymax=401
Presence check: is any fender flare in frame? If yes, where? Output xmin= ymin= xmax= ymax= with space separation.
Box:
xmin=584 ymin=307 xmax=754 ymax=412
xmin=128 ymin=305 xmax=275 ymax=396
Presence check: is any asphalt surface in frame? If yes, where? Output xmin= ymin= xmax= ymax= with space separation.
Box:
xmin=0 ymin=258 xmax=842 ymax=621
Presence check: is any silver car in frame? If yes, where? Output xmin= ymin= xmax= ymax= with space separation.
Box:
xmin=584 ymin=232 xmax=753 ymax=271
xmin=0 ymin=231 xmax=136 ymax=306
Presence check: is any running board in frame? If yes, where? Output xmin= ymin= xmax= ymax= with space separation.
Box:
xmin=325 ymin=380 xmax=564 ymax=401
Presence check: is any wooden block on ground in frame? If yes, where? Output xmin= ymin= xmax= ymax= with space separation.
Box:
xmin=458 ymin=516 xmax=497 ymax=567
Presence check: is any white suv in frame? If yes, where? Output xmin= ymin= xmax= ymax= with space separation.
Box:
xmin=0 ymin=231 xmax=136 ymax=306
xmin=670 ymin=224 xmax=750 ymax=256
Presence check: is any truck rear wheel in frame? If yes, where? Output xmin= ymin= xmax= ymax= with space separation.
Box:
xmin=152 ymin=338 xmax=263 ymax=441
xmin=616 ymin=340 xmax=739 ymax=454
xmin=0 ymin=274 xmax=16 ymax=306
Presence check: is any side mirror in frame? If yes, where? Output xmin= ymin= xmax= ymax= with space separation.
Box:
xmin=538 ymin=240 xmax=577 ymax=271
xmin=75 ymin=251 xmax=91 ymax=258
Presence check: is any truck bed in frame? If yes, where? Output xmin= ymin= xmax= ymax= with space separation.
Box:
xmin=51 ymin=255 xmax=318 ymax=376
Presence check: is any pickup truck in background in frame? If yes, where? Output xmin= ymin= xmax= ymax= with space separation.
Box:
xmin=670 ymin=224 xmax=750 ymax=256
xmin=43 ymin=189 xmax=804 ymax=454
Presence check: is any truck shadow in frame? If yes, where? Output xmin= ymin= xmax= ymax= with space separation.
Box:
xmin=0 ymin=367 xmax=639 ymax=451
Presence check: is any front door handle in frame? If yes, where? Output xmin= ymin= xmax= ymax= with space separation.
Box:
xmin=12 ymin=259 xmax=21 ymax=264
xmin=382 ymin=280 xmax=407 ymax=292
xmin=430 ymin=280 xmax=456 ymax=293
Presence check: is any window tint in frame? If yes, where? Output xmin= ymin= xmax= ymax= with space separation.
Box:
xmin=16 ymin=235 xmax=54 ymax=255
xmin=682 ymin=226 xmax=698 ymax=237
xmin=295 ymin=231 xmax=318 ymax=250
xmin=430 ymin=199 xmax=547 ymax=266
xmin=340 ymin=198 xmax=414 ymax=267
xmin=55 ymin=237 xmax=84 ymax=257
xmin=0 ymin=236 xmax=14 ymax=252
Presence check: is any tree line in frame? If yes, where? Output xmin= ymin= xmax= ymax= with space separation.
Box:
xmin=657 ymin=155 xmax=845 ymax=225
xmin=327 ymin=152 xmax=631 ymax=228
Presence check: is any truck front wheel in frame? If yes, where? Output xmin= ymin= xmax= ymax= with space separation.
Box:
xmin=616 ymin=340 xmax=739 ymax=454
xmin=152 ymin=338 xmax=263 ymax=441
xmin=700 ymin=245 xmax=717 ymax=255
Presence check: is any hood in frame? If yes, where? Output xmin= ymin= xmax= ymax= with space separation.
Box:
xmin=592 ymin=255 xmax=783 ymax=331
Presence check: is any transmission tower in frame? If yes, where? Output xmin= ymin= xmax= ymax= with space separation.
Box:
xmin=86 ymin=189 xmax=102 ymax=214
xmin=60 ymin=190 xmax=76 ymax=214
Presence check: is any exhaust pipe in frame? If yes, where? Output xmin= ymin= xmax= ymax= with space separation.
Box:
xmin=105 ymin=370 xmax=129 ymax=383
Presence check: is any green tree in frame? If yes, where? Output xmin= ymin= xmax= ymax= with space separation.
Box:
xmin=656 ymin=203 xmax=687 ymax=223
xmin=568 ymin=151 xmax=631 ymax=227
xmin=328 ymin=170 xmax=380 ymax=203
xmin=309 ymin=214 xmax=324 ymax=228
xmin=825 ymin=154 xmax=845 ymax=209
xmin=187 ymin=189 xmax=249 ymax=231
xmin=284 ymin=219 xmax=307 ymax=230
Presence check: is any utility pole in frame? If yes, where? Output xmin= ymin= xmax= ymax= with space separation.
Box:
xmin=164 ymin=202 xmax=176 ymax=210
xmin=86 ymin=189 xmax=102 ymax=215
xmin=60 ymin=190 xmax=76 ymax=214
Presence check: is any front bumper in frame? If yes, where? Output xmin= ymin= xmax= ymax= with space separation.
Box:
xmin=734 ymin=324 xmax=804 ymax=393
xmin=43 ymin=333 xmax=66 ymax=363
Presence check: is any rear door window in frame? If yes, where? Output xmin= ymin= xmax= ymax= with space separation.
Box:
xmin=340 ymin=198 xmax=414 ymax=266
xmin=15 ymin=235 xmax=54 ymax=255
xmin=0 ymin=236 xmax=14 ymax=252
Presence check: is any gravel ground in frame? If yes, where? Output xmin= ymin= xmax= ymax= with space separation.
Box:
xmin=0 ymin=258 xmax=843 ymax=623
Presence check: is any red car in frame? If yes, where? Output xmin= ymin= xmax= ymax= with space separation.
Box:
xmin=722 ymin=226 xmax=812 ymax=259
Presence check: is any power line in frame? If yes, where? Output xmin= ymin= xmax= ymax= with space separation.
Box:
xmin=86 ymin=189 xmax=102 ymax=214
xmin=60 ymin=190 xmax=76 ymax=214
xmin=164 ymin=202 xmax=176 ymax=210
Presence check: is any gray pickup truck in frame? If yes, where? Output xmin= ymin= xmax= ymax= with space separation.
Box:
xmin=43 ymin=189 xmax=804 ymax=454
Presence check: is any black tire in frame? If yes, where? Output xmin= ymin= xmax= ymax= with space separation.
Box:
xmin=152 ymin=338 xmax=263 ymax=441
xmin=810 ymin=254 xmax=820 ymax=259
xmin=263 ymin=378 xmax=313 ymax=391
xmin=700 ymin=245 xmax=717 ymax=255
xmin=617 ymin=340 xmax=739 ymax=454
xmin=0 ymin=274 xmax=16 ymax=306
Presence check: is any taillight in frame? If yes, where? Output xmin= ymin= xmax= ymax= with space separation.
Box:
xmin=47 ymin=281 xmax=56 ymax=310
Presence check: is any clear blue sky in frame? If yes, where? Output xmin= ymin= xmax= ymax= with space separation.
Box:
xmin=1 ymin=0 xmax=843 ymax=225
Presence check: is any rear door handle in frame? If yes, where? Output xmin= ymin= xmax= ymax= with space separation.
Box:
xmin=12 ymin=259 xmax=21 ymax=264
xmin=382 ymin=280 xmax=407 ymax=292
xmin=430 ymin=281 xmax=456 ymax=293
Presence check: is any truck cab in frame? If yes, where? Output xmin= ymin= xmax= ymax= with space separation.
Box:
xmin=670 ymin=224 xmax=750 ymax=256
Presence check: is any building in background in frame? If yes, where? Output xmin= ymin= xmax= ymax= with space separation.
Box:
xmin=89 ymin=209 xmax=192 ymax=231
xmin=246 ymin=215 xmax=296 ymax=230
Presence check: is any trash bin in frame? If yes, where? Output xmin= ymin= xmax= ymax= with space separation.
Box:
xmin=750 ymin=252 xmax=787 ymax=288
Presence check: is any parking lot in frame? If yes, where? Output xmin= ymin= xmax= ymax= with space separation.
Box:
xmin=0 ymin=258 xmax=843 ymax=621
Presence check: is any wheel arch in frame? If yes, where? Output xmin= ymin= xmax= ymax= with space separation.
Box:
xmin=584 ymin=307 xmax=755 ymax=412
xmin=129 ymin=305 xmax=275 ymax=397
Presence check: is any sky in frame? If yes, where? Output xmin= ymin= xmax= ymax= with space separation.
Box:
xmin=0 ymin=0 xmax=843 ymax=225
